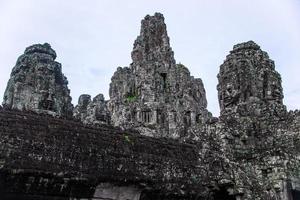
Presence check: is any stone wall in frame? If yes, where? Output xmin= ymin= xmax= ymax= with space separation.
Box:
xmin=0 ymin=106 xmax=298 ymax=199
xmin=0 ymin=108 xmax=206 ymax=199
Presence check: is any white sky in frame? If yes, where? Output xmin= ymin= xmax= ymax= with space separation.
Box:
xmin=0 ymin=0 xmax=299 ymax=116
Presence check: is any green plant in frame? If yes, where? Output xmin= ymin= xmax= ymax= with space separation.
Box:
xmin=124 ymin=135 xmax=130 ymax=142
xmin=126 ymin=95 xmax=137 ymax=103
xmin=124 ymin=134 xmax=135 ymax=145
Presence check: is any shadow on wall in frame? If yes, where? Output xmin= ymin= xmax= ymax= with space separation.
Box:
xmin=292 ymin=190 xmax=300 ymax=199
xmin=212 ymin=187 xmax=236 ymax=200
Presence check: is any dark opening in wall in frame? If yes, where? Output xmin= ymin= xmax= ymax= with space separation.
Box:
xmin=292 ymin=190 xmax=300 ymax=200
xmin=95 ymin=113 xmax=106 ymax=122
xmin=212 ymin=187 xmax=236 ymax=200
xmin=131 ymin=110 xmax=137 ymax=121
xmin=128 ymin=82 xmax=136 ymax=97
xmin=142 ymin=110 xmax=152 ymax=123
xmin=184 ymin=111 xmax=191 ymax=127
xmin=157 ymin=109 xmax=165 ymax=124
xmin=140 ymin=190 xmax=160 ymax=200
xmin=160 ymin=73 xmax=167 ymax=91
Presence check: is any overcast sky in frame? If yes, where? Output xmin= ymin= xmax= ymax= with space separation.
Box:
xmin=0 ymin=0 xmax=299 ymax=116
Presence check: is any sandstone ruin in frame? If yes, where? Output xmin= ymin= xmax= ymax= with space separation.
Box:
xmin=0 ymin=13 xmax=299 ymax=200
xmin=2 ymin=43 xmax=73 ymax=118
xmin=108 ymin=13 xmax=210 ymax=138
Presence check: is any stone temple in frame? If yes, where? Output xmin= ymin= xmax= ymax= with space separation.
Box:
xmin=0 ymin=13 xmax=299 ymax=200
xmin=108 ymin=13 xmax=210 ymax=138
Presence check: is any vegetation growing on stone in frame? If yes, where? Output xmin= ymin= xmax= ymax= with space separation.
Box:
xmin=126 ymin=94 xmax=137 ymax=103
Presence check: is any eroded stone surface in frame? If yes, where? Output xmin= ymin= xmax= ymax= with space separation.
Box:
xmin=1 ymin=13 xmax=300 ymax=200
xmin=93 ymin=183 xmax=141 ymax=200
xmin=210 ymin=41 xmax=299 ymax=199
xmin=0 ymin=109 xmax=203 ymax=199
xmin=73 ymin=94 xmax=91 ymax=121
xmin=2 ymin=43 xmax=73 ymax=118
xmin=74 ymin=93 xmax=111 ymax=125
xmin=108 ymin=13 xmax=210 ymax=138
xmin=217 ymin=41 xmax=285 ymax=117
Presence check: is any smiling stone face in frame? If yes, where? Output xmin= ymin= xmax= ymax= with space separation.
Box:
xmin=217 ymin=41 xmax=285 ymax=116
xmin=2 ymin=43 xmax=73 ymax=118
xmin=222 ymin=83 xmax=239 ymax=108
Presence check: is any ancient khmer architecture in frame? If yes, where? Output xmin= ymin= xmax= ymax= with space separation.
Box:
xmin=74 ymin=93 xmax=111 ymax=125
xmin=108 ymin=13 xmax=210 ymax=138
xmin=2 ymin=43 xmax=73 ymax=118
xmin=217 ymin=41 xmax=285 ymax=117
xmin=0 ymin=13 xmax=299 ymax=200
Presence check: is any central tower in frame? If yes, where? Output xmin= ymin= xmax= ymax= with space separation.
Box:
xmin=109 ymin=13 xmax=210 ymax=138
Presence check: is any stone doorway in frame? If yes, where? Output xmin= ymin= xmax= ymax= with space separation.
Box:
xmin=292 ymin=189 xmax=300 ymax=200
xmin=212 ymin=187 xmax=236 ymax=200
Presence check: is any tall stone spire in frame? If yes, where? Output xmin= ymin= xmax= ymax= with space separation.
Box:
xmin=217 ymin=41 xmax=285 ymax=116
xmin=131 ymin=13 xmax=175 ymax=65
xmin=109 ymin=13 xmax=210 ymax=138
xmin=2 ymin=43 xmax=73 ymax=118
xmin=129 ymin=13 xmax=177 ymax=104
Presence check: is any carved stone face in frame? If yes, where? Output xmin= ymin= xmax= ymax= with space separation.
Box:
xmin=39 ymin=91 xmax=55 ymax=111
xmin=223 ymin=83 xmax=239 ymax=107
xmin=3 ymin=43 xmax=73 ymax=117
xmin=218 ymin=41 xmax=286 ymax=116
xmin=269 ymin=80 xmax=283 ymax=103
